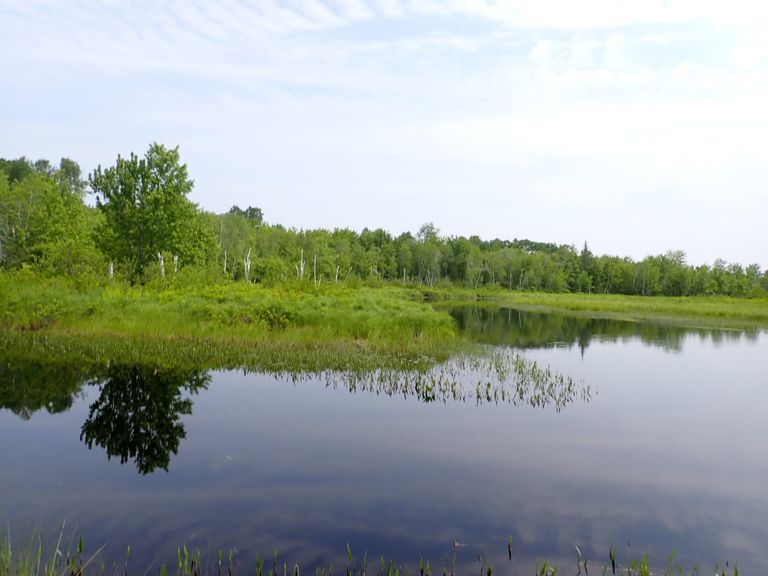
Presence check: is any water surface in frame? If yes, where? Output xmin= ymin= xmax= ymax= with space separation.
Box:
xmin=2 ymin=308 xmax=766 ymax=573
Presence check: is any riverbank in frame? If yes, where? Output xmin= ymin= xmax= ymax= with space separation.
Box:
xmin=0 ymin=274 xmax=462 ymax=371
xmin=431 ymin=287 xmax=768 ymax=329
xmin=2 ymin=273 xmax=766 ymax=371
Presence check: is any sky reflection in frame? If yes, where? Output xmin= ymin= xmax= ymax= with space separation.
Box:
xmin=1 ymin=315 xmax=766 ymax=573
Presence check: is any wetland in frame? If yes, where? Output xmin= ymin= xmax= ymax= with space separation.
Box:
xmin=2 ymin=300 xmax=766 ymax=574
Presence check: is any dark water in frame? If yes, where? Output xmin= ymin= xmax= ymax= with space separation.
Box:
xmin=2 ymin=308 xmax=767 ymax=574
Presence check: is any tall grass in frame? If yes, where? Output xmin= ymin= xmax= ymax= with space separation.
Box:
xmin=2 ymin=273 xmax=764 ymax=375
xmin=0 ymin=275 xmax=460 ymax=370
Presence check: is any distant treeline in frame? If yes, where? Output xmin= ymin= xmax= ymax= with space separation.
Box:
xmin=1 ymin=148 xmax=767 ymax=297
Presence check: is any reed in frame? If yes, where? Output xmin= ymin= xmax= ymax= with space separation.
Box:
xmin=0 ymin=534 xmax=742 ymax=576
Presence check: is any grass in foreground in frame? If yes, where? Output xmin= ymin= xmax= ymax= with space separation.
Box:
xmin=0 ymin=531 xmax=741 ymax=576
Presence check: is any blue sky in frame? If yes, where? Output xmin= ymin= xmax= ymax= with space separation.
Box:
xmin=2 ymin=0 xmax=767 ymax=266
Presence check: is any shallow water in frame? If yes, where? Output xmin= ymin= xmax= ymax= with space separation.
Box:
xmin=2 ymin=308 xmax=767 ymax=574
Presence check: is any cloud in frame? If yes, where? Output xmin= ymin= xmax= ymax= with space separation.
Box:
xmin=372 ymin=0 xmax=404 ymax=18
xmin=2 ymin=0 xmax=768 ymax=267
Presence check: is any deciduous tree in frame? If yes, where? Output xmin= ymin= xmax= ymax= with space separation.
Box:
xmin=89 ymin=143 xmax=215 ymax=280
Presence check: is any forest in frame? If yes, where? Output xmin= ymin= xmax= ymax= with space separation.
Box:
xmin=2 ymin=144 xmax=767 ymax=298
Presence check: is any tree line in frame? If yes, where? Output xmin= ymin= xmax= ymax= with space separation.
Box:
xmin=1 ymin=144 xmax=766 ymax=297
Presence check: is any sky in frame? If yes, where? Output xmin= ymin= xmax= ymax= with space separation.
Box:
xmin=2 ymin=0 xmax=767 ymax=267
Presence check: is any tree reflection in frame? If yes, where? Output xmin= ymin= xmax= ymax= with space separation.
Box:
xmin=450 ymin=306 xmax=759 ymax=352
xmin=80 ymin=365 xmax=209 ymax=474
xmin=0 ymin=362 xmax=93 ymax=420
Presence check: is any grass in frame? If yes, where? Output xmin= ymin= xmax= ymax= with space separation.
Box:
xmin=470 ymin=291 xmax=768 ymax=329
xmin=2 ymin=273 xmax=766 ymax=372
xmin=2 ymin=271 xmax=766 ymax=374
xmin=0 ymin=531 xmax=741 ymax=576
xmin=0 ymin=273 xmax=461 ymax=371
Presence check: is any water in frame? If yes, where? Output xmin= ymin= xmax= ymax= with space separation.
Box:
xmin=2 ymin=307 xmax=767 ymax=574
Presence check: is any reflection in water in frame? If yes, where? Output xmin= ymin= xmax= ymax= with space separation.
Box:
xmin=1 ymin=352 xmax=589 ymax=474
xmin=450 ymin=305 xmax=761 ymax=352
xmin=80 ymin=365 xmax=209 ymax=474
xmin=2 ymin=321 xmax=767 ymax=573
xmin=0 ymin=361 xmax=93 ymax=419
xmin=307 ymin=350 xmax=592 ymax=411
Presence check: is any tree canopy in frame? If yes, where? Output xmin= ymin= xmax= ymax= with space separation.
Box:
xmin=1 ymin=147 xmax=766 ymax=297
xmin=89 ymin=143 xmax=215 ymax=280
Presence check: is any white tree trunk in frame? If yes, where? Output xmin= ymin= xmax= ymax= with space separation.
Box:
xmin=244 ymin=248 xmax=252 ymax=282
xmin=157 ymin=252 xmax=165 ymax=278
xmin=173 ymin=254 xmax=179 ymax=274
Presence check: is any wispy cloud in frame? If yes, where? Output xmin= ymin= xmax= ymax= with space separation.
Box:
xmin=2 ymin=0 xmax=767 ymax=265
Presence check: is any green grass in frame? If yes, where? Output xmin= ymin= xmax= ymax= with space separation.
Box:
xmin=0 ymin=531 xmax=741 ymax=576
xmin=436 ymin=289 xmax=768 ymax=329
xmin=1 ymin=273 xmax=766 ymax=374
xmin=0 ymin=274 xmax=461 ymax=371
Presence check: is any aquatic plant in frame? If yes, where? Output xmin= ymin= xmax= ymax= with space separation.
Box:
xmin=0 ymin=531 xmax=747 ymax=576
xmin=307 ymin=348 xmax=592 ymax=412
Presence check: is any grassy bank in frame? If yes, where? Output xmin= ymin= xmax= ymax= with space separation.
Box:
xmin=1 ymin=273 xmax=766 ymax=372
xmin=0 ymin=274 xmax=462 ymax=371
xmin=433 ymin=288 xmax=768 ymax=329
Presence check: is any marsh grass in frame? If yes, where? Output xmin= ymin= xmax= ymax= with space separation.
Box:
xmin=468 ymin=292 xmax=768 ymax=329
xmin=0 ymin=526 xmax=105 ymax=576
xmin=0 ymin=276 xmax=459 ymax=370
xmin=308 ymin=348 xmax=592 ymax=411
xmin=0 ymin=534 xmax=741 ymax=576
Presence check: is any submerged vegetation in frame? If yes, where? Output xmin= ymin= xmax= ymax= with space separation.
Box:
xmin=318 ymin=350 xmax=591 ymax=410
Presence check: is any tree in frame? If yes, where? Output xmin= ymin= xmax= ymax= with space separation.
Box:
xmin=56 ymin=157 xmax=86 ymax=197
xmin=0 ymin=157 xmax=33 ymax=183
xmin=228 ymin=205 xmax=263 ymax=225
xmin=89 ymin=143 xmax=215 ymax=280
xmin=0 ymin=170 xmax=101 ymax=274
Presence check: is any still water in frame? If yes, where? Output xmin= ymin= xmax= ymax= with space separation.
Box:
xmin=2 ymin=308 xmax=767 ymax=573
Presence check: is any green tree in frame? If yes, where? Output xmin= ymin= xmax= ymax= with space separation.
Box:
xmin=228 ymin=204 xmax=263 ymax=225
xmin=89 ymin=143 xmax=215 ymax=280
xmin=0 ymin=157 xmax=33 ymax=183
xmin=56 ymin=157 xmax=86 ymax=197
xmin=0 ymin=170 xmax=101 ymax=274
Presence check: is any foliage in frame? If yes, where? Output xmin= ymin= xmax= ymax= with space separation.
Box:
xmin=4 ymin=149 xmax=767 ymax=296
xmin=88 ymin=144 xmax=215 ymax=280
xmin=0 ymin=161 xmax=103 ymax=275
